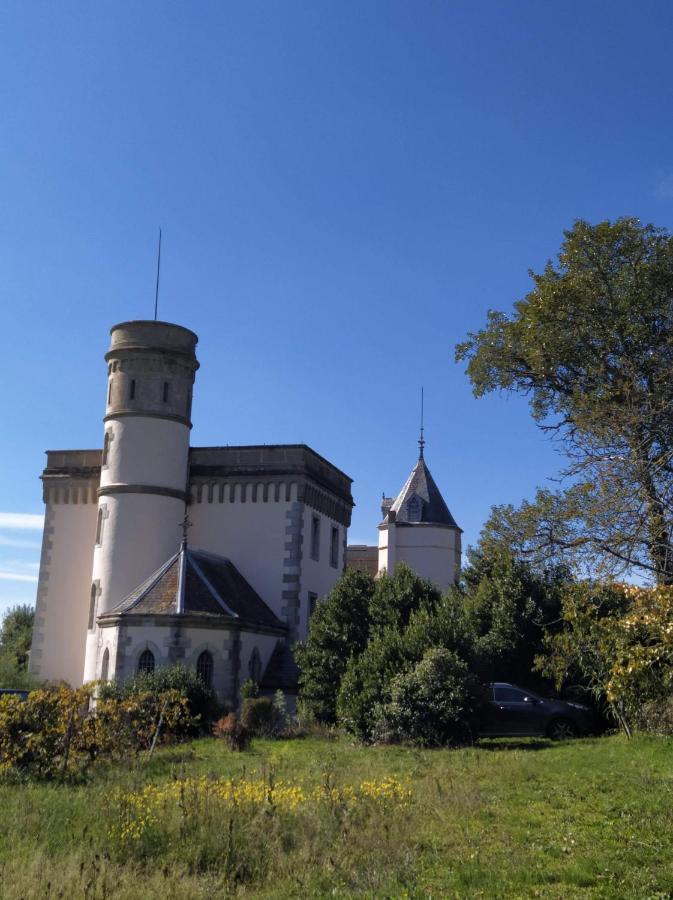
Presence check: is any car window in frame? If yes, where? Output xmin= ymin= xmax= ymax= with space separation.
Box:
xmin=494 ymin=686 xmax=529 ymax=702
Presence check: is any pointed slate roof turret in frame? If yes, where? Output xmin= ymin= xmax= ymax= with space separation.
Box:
xmin=382 ymin=454 xmax=461 ymax=529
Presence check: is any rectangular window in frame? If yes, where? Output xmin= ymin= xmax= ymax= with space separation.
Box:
xmin=163 ymin=381 xmax=169 ymax=402
xmin=129 ymin=379 xmax=136 ymax=400
xmin=308 ymin=592 xmax=318 ymax=619
xmin=310 ymin=515 xmax=320 ymax=561
xmin=330 ymin=526 xmax=339 ymax=568
xmin=107 ymin=381 xmax=112 ymax=404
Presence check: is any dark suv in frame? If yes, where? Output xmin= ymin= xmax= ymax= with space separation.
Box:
xmin=478 ymin=682 xmax=593 ymax=740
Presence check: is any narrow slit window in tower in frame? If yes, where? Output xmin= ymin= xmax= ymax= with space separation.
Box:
xmin=129 ymin=379 xmax=136 ymax=400
xmin=95 ymin=508 xmax=104 ymax=545
xmin=162 ymin=381 xmax=169 ymax=403
xmin=88 ymin=584 xmax=97 ymax=630
xmin=107 ymin=380 xmax=112 ymax=404
xmin=102 ymin=432 xmax=111 ymax=466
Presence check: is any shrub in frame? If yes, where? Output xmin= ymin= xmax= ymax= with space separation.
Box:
xmin=100 ymin=663 xmax=221 ymax=733
xmin=240 ymin=678 xmax=259 ymax=700
xmin=634 ymin=695 xmax=673 ymax=735
xmin=372 ymin=648 xmax=481 ymax=747
xmin=212 ymin=713 xmax=250 ymax=751
xmin=0 ymin=684 xmax=195 ymax=779
xmin=240 ymin=696 xmax=283 ymax=737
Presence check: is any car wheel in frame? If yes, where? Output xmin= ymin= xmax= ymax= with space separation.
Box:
xmin=547 ymin=718 xmax=577 ymax=741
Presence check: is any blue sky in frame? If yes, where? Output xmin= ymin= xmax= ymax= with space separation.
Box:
xmin=2 ymin=1 xmax=673 ymax=616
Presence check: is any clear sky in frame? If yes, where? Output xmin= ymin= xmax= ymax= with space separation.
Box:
xmin=2 ymin=1 xmax=673 ymax=616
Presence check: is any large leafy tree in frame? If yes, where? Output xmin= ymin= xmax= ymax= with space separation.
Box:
xmin=294 ymin=567 xmax=375 ymax=724
xmin=456 ymin=218 xmax=673 ymax=583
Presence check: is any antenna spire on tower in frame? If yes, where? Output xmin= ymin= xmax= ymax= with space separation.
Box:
xmin=418 ymin=386 xmax=425 ymax=459
xmin=153 ymin=228 xmax=162 ymax=321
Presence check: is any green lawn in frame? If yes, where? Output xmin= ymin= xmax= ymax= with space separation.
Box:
xmin=1 ymin=733 xmax=672 ymax=898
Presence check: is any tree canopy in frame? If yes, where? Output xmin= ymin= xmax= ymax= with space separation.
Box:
xmin=456 ymin=218 xmax=673 ymax=583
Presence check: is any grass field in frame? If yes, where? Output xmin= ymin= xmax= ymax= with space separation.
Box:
xmin=0 ymin=733 xmax=672 ymax=898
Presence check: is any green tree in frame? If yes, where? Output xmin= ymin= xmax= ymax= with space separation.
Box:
xmin=372 ymin=647 xmax=482 ymax=747
xmin=456 ymin=218 xmax=673 ymax=583
xmin=294 ymin=567 xmax=375 ymax=724
xmin=462 ymin=547 xmax=567 ymax=686
xmin=0 ymin=605 xmax=35 ymax=688
xmin=337 ymin=587 xmax=474 ymax=742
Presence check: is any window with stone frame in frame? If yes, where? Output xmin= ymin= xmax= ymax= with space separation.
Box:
xmin=310 ymin=515 xmax=321 ymax=561
xmin=330 ymin=526 xmax=339 ymax=568
xmin=87 ymin=584 xmax=98 ymax=630
xmin=138 ymin=649 xmax=155 ymax=674
xmin=196 ymin=650 xmax=213 ymax=688
xmin=100 ymin=647 xmax=110 ymax=682
xmin=102 ymin=431 xmax=112 ymax=467
xmin=95 ymin=507 xmax=104 ymax=546
xmin=249 ymin=647 xmax=262 ymax=683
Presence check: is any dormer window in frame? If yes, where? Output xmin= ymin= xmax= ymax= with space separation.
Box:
xmin=406 ymin=494 xmax=423 ymax=522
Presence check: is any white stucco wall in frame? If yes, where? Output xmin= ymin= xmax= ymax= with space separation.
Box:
xmin=188 ymin=487 xmax=294 ymax=623
xmin=30 ymin=494 xmax=98 ymax=686
xmin=100 ymin=417 xmax=190 ymax=491
xmin=91 ymin=493 xmax=186 ymax=617
xmin=299 ymin=507 xmax=344 ymax=638
xmin=378 ymin=523 xmax=461 ymax=592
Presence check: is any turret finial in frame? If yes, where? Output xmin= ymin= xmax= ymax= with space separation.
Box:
xmin=179 ymin=512 xmax=192 ymax=547
xmin=418 ymin=386 xmax=425 ymax=459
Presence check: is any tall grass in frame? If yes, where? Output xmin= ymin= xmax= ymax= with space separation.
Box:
xmin=1 ymin=734 xmax=672 ymax=897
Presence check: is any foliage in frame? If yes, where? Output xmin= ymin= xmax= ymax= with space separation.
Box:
xmin=0 ymin=684 xmax=195 ymax=779
xmin=239 ymin=678 xmax=259 ymax=700
xmin=337 ymin=590 xmax=476 ymax=742
xmin=367 ymin=564 xmax=440 ymax=635
xmin=456 ymin=217 xmax=673 ymax=583
xmin=537 ymin=582 xmax=673 ymax=734
xmin=633 ymin=695 xmax=673 ymax=736
xmin=107 ymin=772 xmax=411 ymax=855
xmin=372 ymin=648 xmax=482 ymax=747
xmin=294 ymin=566 xmax=375 ymax=724
xmin=100 ymin=663 xmax=220 ymax=733
xmin=240 ymin=697 xmax=279 ymax=737
xmin=462 ymin=547 xmax=566 ymax=686
xmin=212 ymin=713 xmax=250 ymax=751
xmin=2 ymin=733 xmax=673 ymax=897
xmin=0 ymin=605 xmax=35 ymax=690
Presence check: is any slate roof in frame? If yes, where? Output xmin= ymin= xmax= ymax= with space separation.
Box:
xmin=383 ymin=455 xmax=460 ymax=529
xmin=106 ymin=545 xmax=286 ymax=631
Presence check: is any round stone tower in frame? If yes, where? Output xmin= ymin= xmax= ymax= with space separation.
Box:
xmin=83 ymin=321 xmax=199 ymax=682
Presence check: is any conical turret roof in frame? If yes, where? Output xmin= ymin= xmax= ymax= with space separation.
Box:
xmin=383 ymin=455 xmax=460 ymax=529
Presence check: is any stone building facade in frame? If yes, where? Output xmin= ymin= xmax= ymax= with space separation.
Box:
xmin=29 ymin=320 xmax=353 ymax=707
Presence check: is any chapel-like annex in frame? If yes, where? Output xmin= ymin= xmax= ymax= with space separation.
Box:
xmin=29 ymin=320 xmax=354 ymax=707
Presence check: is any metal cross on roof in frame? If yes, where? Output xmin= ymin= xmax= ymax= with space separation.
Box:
xmin=179 ymin=513 xmax=193 ymax=546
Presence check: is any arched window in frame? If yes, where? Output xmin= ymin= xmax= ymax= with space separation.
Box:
xmin=249 ymin=647 xmax=262 ymax=684
xmin=100 ymin=648 xmax=110 ymax=682
xmin=88 ymin=584 xmax=97 ymax=630
xmin=137 ymin=649 xmax=155 ymax=674
xmin=196 ymin=650 xmax=213 ymax=688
